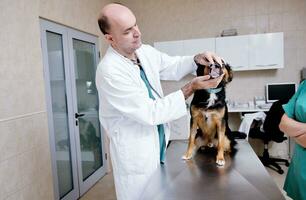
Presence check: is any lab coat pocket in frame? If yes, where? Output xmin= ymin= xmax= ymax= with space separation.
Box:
xmin=117 ymin=126 xmax=154 ymax=175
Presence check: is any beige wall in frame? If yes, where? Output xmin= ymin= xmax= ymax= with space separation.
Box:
xmin=0 ymin=0 xmax=109 ymax=199
xmin=1 ymin=1 xmax=305 ymax=198
xmin=119 ymin=0 xmax=306 ymax=103
xmin=117 ymin=0 xmax=306 ymax=158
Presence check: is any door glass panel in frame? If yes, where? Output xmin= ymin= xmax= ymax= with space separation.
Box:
xmin=73 ymin=39 xmax=103 ymax=181
xmin=46 ymin=31 xmax=74 ymax=198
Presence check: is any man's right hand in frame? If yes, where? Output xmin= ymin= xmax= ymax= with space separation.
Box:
xmin=181 ymin=74 xmax=224 ymax=100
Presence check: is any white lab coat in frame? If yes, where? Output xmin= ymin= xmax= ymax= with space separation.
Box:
xmin=96 ymin=44 xmax=196 ymax=200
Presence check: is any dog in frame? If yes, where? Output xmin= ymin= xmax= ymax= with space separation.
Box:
xmin=182 ymin=61 xmax=234 ymax=166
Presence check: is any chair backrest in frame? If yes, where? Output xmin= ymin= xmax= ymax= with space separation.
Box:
xmin=263 ymin=99 xmax=288 ymax=142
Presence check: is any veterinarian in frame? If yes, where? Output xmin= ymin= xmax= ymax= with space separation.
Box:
xmin=96 ymin=3 xmax=225 ymax=200
xmin=279 ymin=80 xmax=306 ymax=200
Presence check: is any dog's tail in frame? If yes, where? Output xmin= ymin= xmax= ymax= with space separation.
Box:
xmin=224 ymin=106 xmax=246 ymax=149
xmin=225 ymin=122 xmax=236 ymax=145
xmin=226 ymin=126 xmax=247 ymax=152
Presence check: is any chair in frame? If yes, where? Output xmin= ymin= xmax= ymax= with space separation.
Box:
xmin=249 ymin=99 xmax=290 ymax=174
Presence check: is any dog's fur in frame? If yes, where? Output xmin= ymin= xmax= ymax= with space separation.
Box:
xmin=182 ymin=62 xmax=234 ymax=166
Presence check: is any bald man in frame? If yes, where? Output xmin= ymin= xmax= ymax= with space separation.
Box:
xmin=96 ymin=3 xmax=224 ymax=200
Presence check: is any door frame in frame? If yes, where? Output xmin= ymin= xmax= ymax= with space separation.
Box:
xmin=40 ymin=18 xmax=106 ymax=199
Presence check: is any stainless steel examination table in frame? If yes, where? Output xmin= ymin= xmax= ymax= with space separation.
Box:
xmin=141 ymin=140 xmax=286 ymax=200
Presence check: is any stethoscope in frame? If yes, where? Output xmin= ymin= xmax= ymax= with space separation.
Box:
xmin=131 ymin=57 xmax=162 ymax=99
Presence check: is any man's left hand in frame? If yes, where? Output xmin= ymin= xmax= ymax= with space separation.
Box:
xmin=194 ymin=51 xmax=224 ymax=67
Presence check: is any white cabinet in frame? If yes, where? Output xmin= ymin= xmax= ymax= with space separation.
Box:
xmin=216 ymin=35 xmax=249 ymax=71
xmin=154 ymin=40 xmax=184 ymax=56
xmin=154 ymin=37 xmax=215 ymax=56
xmin=182 ymin=38 xmax=215 ymax=56
xmin=248 ymin=32 xmax=283 ymax=70
xmin=154 ymin=32 xmax=284 ymax=71
xmin=216 ymin=32 xmax=283 ymax=71
xmin=169 ymin=114 xmax=190 ymax=140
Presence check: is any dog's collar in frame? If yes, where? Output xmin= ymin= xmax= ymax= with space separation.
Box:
xmin=206 ymin=87 xmax=222 ymax=94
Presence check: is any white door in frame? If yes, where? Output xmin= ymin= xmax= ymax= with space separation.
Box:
xmin=40 ymin=19 xmax=106 ymax=200
xmin=68 ymin=29 xmax=106 ymax=196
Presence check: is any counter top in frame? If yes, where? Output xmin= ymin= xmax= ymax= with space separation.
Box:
xmin=141 ymin=140 xmax=285 ymax=200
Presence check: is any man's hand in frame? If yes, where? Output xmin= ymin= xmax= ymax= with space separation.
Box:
xmin=181 ymin=74 xmax=224 ymax=100
xmin=192 ymin=73 xmax=224 ymax=90
xmin=194 ymin=51 xmax=223 ymax=67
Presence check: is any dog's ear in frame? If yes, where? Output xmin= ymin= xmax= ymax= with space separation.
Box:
xmin=196 ymin=63 xmax=204 ymax=76
xmin=224 ymin=64 xmax=233 ymax=83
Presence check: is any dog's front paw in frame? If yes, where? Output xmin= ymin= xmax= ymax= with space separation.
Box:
xmin=216 ymin=159 xmax=225 ymax=166
xmin=181 ymin=153 xmax=192 ymax=160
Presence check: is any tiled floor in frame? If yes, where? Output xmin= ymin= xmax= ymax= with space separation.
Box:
xmin=80 ymin=172 xmax=116 ymax=200
xmin=80 ymin=164 xmax=292 ymax=200
xmin=265 ymin=166 xmax=293 ymax=200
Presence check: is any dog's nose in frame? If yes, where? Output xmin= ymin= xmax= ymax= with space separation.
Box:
xmin=209 ymin=63 xmax=221 ymax=69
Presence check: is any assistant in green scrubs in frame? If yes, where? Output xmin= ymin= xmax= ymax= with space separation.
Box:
xmin=283 ymin=80 xmax=306 ymax=200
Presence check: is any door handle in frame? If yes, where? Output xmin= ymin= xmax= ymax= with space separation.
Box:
xmin=75 ymin=113 xmax=85 ymax=119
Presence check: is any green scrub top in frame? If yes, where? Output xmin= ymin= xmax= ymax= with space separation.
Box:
xmin=283 ymin=80 xmax=306 ymax=200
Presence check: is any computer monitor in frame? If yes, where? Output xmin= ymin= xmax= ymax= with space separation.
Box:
xmin=266 ymin=82 xmax=296 ymax=103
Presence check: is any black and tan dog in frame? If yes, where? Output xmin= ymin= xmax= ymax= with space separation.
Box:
xmin=182 ymin=61 xmax=234 ymax=166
